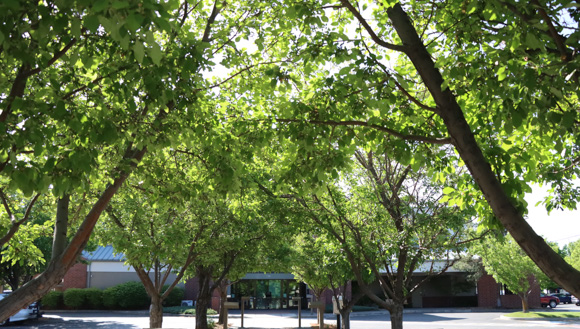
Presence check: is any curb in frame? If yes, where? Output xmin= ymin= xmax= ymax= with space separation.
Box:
xmin=500 ymin=315 xmax=580 ymax=322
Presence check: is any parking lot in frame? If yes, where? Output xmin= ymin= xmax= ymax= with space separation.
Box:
xmin=1 ymin=304 xmax=580 ymax=329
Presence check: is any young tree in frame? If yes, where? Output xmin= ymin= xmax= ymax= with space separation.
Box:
xmin=474 ymin=234 xmax=542 ymax=312
xmin=290 ymin=233 xmax=364 ymax=329
xmin=99 ymin=171 xmax=210 ymax=328
xmin=261 ymin=147 xmax=478 ymax=329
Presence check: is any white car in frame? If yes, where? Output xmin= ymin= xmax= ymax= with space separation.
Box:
xmin=0 ymin=294 xmax=39 ymax=326
xmin=573 ymin=295 xmax=580 ymax=305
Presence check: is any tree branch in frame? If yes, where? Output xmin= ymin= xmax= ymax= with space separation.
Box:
xmin=24 ymin=38 xmax=78 ymax=78
xmin=276 ymin=118 xmax=452 ymax=145
xmin=202 ymin=0 xmax=224 ymax=43
xmin=338 ymin=0 xmax=406 ymax=52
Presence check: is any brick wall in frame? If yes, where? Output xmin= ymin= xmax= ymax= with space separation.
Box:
xmin=61 ymin=262 xmax=87 ymax=290
xmin=477 ymin=274 xmax=541 ymax=309
xmin=477 ymin=274 xmax=499 ymax=308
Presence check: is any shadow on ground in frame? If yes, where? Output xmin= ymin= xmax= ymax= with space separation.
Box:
xmin=5 ymin=317 xmax=136 ymax=329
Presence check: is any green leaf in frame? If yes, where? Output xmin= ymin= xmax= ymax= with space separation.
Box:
xmin=525 ymin=33 xmax=544 ymax=50
xmin=84 ymin=15 xmax=100 ymax=32
xmin=125 ymin=13 xmax=144 ymax=32
xmin=442 ymin=187 xmax=455 ymax=194
xmin=148 ymin=43 xmax=163 ymax=65
xmin=93 ymin=0 xmax=109 ymax=13
xmin=112 ymin=1 xmax=129 ymax=9
xmin=133 ymin=41 xmax=145 ymax=63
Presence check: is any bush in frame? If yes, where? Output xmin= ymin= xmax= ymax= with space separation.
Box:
xmin=116 ymin=281 xmax=149 ymax=309
xmin=63 ymin=288 xmax=85 ymax=309
xmin=162 ymin=285 xmax=185 ymax=307
xmin=42 ymin=291 xmax=63 ymax=309
xmin=103 ymin=286 xmax=121 ymax=309
xmin=84 ymin=288 xmax=103 ymax=309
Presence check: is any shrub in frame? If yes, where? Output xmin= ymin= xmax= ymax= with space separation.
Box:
xmin=208 ymin=319 xmax=216 ymax=329
xmin=103 ymin=286 xmax=121 ymax=309
xmin=63 ymin=288 xmax=85 ymax=309
xmin=162 ymin=285 xmax=185 ymax=307
xmin=116 ymin=281 xmax=149 ymax=309
xmin=42 ymin=291 xmax=63 ymax=309
xmin=84 ymin=288 xmax=103 ymax=309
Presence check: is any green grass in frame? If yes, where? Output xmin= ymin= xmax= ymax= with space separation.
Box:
xmin=505 ymin=311 xmax=580 ymax=319
xmin=162 ymin=306 xmax=218 ymax=315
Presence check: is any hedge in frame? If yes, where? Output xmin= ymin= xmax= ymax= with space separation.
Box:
xmin=84 ymin=288 xmax=104 ymax=309
xmin=42 ymin=291 xmax=63 ymax=309
xmin=63 ymin=288 xmax=85 ymax=309
xmin=116 ymin=281 xmax=149 ymax=309
xmin=162 ymin=285 xmax=185 ymax=307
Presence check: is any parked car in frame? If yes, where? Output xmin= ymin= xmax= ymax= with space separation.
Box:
xmin=540 ymin=293 xmax=559 ymax=308
xmin=551 ymin=293 xmax=572 ymax=304
xmin=0 ymin=293 xmax=40 ymax=326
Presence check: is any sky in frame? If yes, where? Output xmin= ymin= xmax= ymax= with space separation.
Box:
xmin=525 ymin=184 xmax=580 ymax=247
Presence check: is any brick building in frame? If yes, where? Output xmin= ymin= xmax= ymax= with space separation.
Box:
xmin=60 ymin=246 xmax=543 ymax=310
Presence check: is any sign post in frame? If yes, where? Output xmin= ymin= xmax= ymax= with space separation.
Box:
xmin=223 ymin=301 xmax=239 ymax=329
xmin=309 ymin=301 xmax=325 ymax=329
xmin=241 ymin=297 xmax=250 ymax=328
xmin=292 ymin=297 xmax=302 ymax=328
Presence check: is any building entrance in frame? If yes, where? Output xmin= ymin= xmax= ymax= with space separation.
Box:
xmin=230 ymin=279 xmax=307 ymax=310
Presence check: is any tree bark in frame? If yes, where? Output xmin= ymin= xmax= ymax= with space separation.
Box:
xmin=195 ymin=267 xmax=213 ymax=329
xmin=520 ymin=294 xmax=530 ymax=313
xmin=384 ymin=3 xmax=580 ymax=297
xmin=149 ymin=295 xmax=164 ymax=328
xmin=339 ymin=309 xmax=350 ymax=329
xmin=218 ymin=282 xmax=228 ymax=325
xmin=389 ymin=303 xmax=404 ymax=329
xmin=52 ymin=195 xmax=69 ymax=260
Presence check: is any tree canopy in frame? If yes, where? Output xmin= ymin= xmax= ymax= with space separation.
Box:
xmin=1 ymin=0 xmax=580 ymax=323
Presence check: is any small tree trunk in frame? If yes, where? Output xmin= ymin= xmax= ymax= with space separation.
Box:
xmin=520 ymin=294 xmax=529 ymax=313
xmin=389 ymin=304 xmax=404 ymax=329
xmin=195 ymin=268 xmax=213 ymax=329
xmin=218 ymin=283 xmax=228 ymax=325
xmin=339 ymin=309 xmax=350 ymax=329
xmin=149 ymin=295 xmax=164 ymax=328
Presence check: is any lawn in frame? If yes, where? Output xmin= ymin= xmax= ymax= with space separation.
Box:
xmin=505 ymin=311 xmax=580 ymax=319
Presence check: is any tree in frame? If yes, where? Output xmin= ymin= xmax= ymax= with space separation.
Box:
xmin=250 ymin=0 xmax=580 ymax=298
xmin=566 ymin=239 xmax=580 ymax=271
xmin=261 ymin=147 xmax=477 ymax=329
xmin=474 ymin=234 xmax=542 ymax=312
xmin=290 ymin=233 xmax=364 ymax=329
xmin=99 ymin=165 xmax=209 ymax=328
xmin=187 ymin=188 xmax=287 ymax=329
xmin=0 ymin=207 xmax=53 ymax=291
xmin=0 ymin=0 xmax=264 ymax=321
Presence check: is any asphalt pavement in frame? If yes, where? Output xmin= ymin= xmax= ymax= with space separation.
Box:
xmin=7 ymin=304 xmax=580 ymax=329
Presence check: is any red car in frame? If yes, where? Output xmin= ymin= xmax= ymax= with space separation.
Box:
xmin=540 ymin=293 xmax=559 ymax=308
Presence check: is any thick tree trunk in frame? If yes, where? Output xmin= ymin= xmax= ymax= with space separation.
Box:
xmin=0 ymin=148 xmax=146 ymax=322
xmin=149 ymin=295 xmax=164 ymax=328
xmin=385 ymin=3 xmax=580 ymax=297
xmin=389 ymin=304 xmax=404 ymax=329
xmin=195 ymin=268 xmax=213 ymax=329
